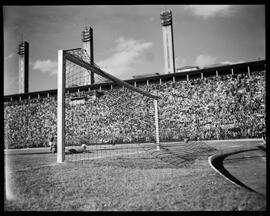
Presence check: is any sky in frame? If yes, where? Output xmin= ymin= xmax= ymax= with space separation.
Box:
xmin=4 ymin=5 xmax=265 ymax=95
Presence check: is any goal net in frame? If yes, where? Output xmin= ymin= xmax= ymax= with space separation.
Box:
xmin=57 ymin=48 xmax=160 ymax=163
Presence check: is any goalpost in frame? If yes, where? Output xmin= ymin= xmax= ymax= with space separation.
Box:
xmin=57 ymin=48 xmax=160 ymax=163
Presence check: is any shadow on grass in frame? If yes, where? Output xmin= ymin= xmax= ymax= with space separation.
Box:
xmin=143 ymin=141 xmax=218 ymax=168
xmin=211 ymin=154 xmax=257 ymax=194
xmin=67 ymin=141 xmax=218 ymax=170
xmin=211 ymin=148 xmax=266 ymax=196
xmin=257 ymin=145 xmax=266 ymax=152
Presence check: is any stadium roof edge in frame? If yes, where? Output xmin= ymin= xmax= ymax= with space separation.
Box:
xmin=125 ymin=59 xmax=265 ymax=82
xmin=4 ymin=59 xmax=266 ymax=100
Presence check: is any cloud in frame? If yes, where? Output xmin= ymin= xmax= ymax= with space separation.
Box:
xmin=32 ymin=59 xmax=58 ymax=76
xmin=219 ymin=61 xmax=234 ymax=65
xmin=149 ymin=17 xmax=155 ymax=22
xmin=145 ymin=51 xmax=155 ymax=62
xmin=97 ymin=37 xmax=153 ymax=78
xmin=184 ymin=5 xmax=234 ymax=19
xmin=220 ymin=60 xmax=245 ymax=65
xmin=194 ymin=54 xmax=217 ymax=68
xmin=175 ymin=57 xmax=187 ymax=68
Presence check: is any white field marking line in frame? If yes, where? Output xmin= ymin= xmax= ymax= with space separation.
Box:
xmin=5 ymin=163 xmax=60 ymax=174
xmin=208 ymin=147 xmax=266 ymax=189
xmin=67 ymin=150 xmax=148 ymax=162
xmin=226 ymin=145 xmax=266 ymax=162
xmin=4 ymin=147 xmax=50 ymax=153
xmin=85 ymin=145 xmax=144 ymax=151
xmin=208 ymin=155 xmax=242 ymax=189
xmin=255 ymin=150 xmax=266 ymax=162
xmin=204 ymin=138 xmax=262 ymax=143
xmin=4 ymin=139 xmax=261 ymax=154
xmin=230 ymin=145 xmax=241 ymax=148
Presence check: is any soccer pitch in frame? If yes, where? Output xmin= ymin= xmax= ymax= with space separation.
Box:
xmin=4 ymin=140 xmax=266 ymax=211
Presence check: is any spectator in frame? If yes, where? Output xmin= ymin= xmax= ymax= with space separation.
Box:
xmin=49 ymin=136 xmax=54 ymax=152
xmin=4 ymin=69 xmax=265 ymax=148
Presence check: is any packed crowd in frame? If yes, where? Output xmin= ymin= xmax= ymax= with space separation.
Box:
xmin=4 ymin=70 xmax=265 ymax=148
xmin=4 ymin=97 xmax=57 ymax=148
xmin=154 ymin=71 xmax=265 ymax=141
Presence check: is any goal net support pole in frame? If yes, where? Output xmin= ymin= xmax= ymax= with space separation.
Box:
xmin=154 ymin=99 xmax=160 ymax=151
xmin=57 ymin=50 xmax=65 ymax=163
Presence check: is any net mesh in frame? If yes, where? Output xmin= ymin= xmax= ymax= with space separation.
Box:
xmin=65 ymin=49 xmax=111 ymax=87
xmin=63 ymin=49 xmax=157 ymax=162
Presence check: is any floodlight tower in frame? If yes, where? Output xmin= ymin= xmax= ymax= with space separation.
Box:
xmin=17 ymin=41 xmax=29 ymax=93
xmin=160 ymin=10 xmax=175 ymax=74
xmin=82 ymin=26 xmax=94 ymax=84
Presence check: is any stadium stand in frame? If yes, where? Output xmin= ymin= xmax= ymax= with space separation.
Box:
xmin=4 ymin=69 xmax=265 ymax=149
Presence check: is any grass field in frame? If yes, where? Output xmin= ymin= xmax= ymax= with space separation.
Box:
xmin=4 ymin=140 xmax=266 ymax=211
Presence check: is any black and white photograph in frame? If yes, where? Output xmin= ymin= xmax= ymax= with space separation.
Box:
xmin=3 ymin=4 xmax=266 ymax=211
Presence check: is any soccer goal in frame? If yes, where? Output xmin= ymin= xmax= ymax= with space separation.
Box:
xmin=57 ymin=48 xmax=160 ymax=163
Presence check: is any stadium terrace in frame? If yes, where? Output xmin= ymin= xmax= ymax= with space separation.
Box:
xmin=4 ymin=59 xmax=266 ymax=149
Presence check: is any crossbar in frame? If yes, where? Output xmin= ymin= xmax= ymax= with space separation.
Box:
xmin=64 ymin=51 xmax=159 ymax=100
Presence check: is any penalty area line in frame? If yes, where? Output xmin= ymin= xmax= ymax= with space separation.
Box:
xmin=5 ymin=163 xmax=60 ymax=174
